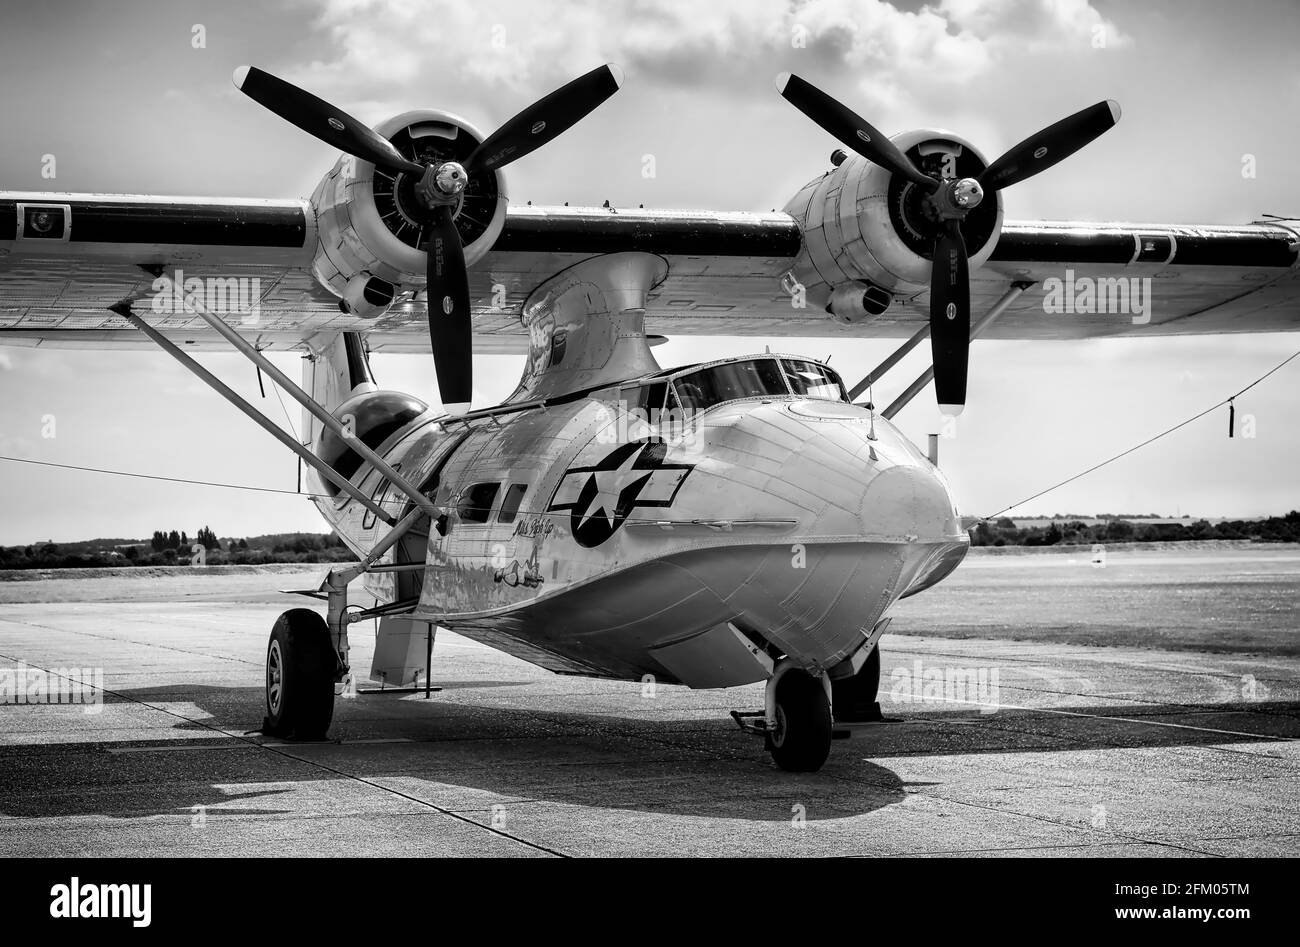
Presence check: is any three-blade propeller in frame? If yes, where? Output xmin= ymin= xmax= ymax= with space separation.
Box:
xmin=235 ymin=63 xmax=623 ymax=414
xmin=776 ymin=72 xmax=1120 ymax=415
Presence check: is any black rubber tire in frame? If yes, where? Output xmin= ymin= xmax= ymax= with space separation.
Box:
xmin=832 ymin=645 xmax=882 ymax=723
xmin=264 ymin=609 xmax=336 ymax=740
xmin=768 ymin=669 xmax=833 ymax=772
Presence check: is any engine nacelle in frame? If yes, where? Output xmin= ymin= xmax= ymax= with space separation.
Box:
xmin=783 ymin=128 xmax=1004 ymax=321
xmin=309 ymin=109 xmax=509 ymax=317
xmin=340 ymin=274 xmax=397 ymax=319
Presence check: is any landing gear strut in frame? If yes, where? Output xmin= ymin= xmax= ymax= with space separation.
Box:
xmin=731 ymin=642 xmax=887 ymax=770
xmin=831 ymin=644 xmax=882 ymax=723
xmin=765 ymin=664 xmax=832 ymax=772
xmin=263 ymin=608 xmax=336 ymax=740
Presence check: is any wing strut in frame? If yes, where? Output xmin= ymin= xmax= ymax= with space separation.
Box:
xmin=169 ymin=282 xmax=439 ymax=520
xmin=109 ymin=302 xmax=399 ymax=525
xmin=848 ymin=323 xmax=931 ymax=401
xmin=874 ymin=281 xmax=1036 ymax=421
xmin=115 ymin=295 xmax=444 ymax=695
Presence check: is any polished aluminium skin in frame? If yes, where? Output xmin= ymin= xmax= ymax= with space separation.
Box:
xmin=306 ymin=251 xmax=967 ymax=768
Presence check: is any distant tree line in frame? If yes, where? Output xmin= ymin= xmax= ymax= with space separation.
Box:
xmin=971 ymin=511 xmax=1300 ymax=547
xmin=5 ymin=514 xmax=1298 ymax=571
xmin=149 ymin=526 xmax=221 ymax=552
xmin=0 ymin=528 xmax=356 ymax=570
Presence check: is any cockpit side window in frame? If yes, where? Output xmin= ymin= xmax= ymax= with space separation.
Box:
xmin=672 ymin=358 xmax=789 ymax=412
xmin=624 ymin=381 xmax=668 ymax=414
xmin=781 ymin=359 xmax=848 ymax=401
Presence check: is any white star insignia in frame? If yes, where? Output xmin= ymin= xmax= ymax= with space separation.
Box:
xmin=577 ymin=448 xmax=651 ymax=531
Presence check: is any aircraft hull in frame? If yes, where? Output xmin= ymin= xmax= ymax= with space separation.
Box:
xmin=413 ymin=537 xmax=968 ymax=686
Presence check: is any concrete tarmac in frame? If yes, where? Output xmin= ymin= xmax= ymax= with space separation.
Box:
xmin=0 ymin=553 xmax=1297 ymax=857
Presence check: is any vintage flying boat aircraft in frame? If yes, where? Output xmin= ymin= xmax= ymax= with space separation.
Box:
xmin=2 ymin=65 xmax=1297 ymax=770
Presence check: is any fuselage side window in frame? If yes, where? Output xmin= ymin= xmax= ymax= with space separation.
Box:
xmin=781 ymin=359 xmax=848 ymax=401
xmin=498 ymin=483 xmax=528 ymax=524
xmin=457 ymin=482 xmax=500 ymax=524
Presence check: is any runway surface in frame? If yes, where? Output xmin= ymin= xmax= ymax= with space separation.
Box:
xmin=1 ymin=548 xmax=1297 ymax=857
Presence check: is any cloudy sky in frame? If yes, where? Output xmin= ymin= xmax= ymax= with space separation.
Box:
xmin=1 ymin=0 xmax=1298 ymax=543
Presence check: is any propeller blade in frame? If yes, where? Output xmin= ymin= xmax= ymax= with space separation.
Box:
xmin=979 ymin=100 xmax=1121 ymax=192
xmin=233 ymin=65 xmax=425 ymax=177
xmin=423 ymin=206 xmax=473 ymax=414
xmin=466 ymin=64 xmax=624 ymax=174
xmin=930 ymin=220 xmax=970 ymax=416
xmin=775 ymin=72 xmax=936 ymax=191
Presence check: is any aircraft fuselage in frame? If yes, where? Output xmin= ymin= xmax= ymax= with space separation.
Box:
xmin=314 ymin=355 xmax=968 ymax=688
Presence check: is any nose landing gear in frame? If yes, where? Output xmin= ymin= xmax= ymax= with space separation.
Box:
xmin=730 ymin=642 xmax=887 ymax=771
xmin=765 ymin=666 xmax=833 ymax=772
xmin=732 ymin=660 xmax=833 ymax=771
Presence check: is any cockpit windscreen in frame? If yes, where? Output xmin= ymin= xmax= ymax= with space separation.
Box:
xmin=781 ymin=359 xmax=848 ymax=401
xmin=673 ymin=358 xmax=788 ymax=412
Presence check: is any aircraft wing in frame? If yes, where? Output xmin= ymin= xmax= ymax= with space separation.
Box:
xmin=2 ymin=192 xmax=1297 ymax=352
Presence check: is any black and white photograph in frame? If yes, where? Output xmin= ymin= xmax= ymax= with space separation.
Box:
xmin=0 ymin=0 xmax=1295 ymax=921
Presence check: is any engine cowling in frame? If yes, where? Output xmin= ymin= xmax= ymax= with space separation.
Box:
xmin=309 ymin=109 xmax=509 ymax=318
xmin=783 ymin=128 xmax=1004 ymax=323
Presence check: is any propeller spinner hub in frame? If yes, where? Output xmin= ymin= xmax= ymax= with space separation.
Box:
xmin=950 ymin=177 xmax=984 ymax=210
xmin=928 ymin=176 xmax=984 ymax=220
xmin=413 ymin=160 xmax=468 ymax=208
xmin=434 ymin=161 xmax=468 ymax=197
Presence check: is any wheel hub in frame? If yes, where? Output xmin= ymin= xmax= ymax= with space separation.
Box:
xmin=267 ymin=639 xmax=283 ymax=714
xmin=770 ymin=705 xmax=788 ymax=747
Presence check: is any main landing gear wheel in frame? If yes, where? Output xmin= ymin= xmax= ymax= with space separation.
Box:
xmin=767 ymin=668 xmax=833 ymax=772
xmin=832 ymin=644 xmax=883 ymax=723
xmin=263 ymin=608 xmax=336 ymax=740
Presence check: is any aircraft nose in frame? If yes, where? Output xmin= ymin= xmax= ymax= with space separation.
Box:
xmin=763 ymin=399 xmax=963 ymax=542
xmin=858 ymin=460 xmax=962 ymax=541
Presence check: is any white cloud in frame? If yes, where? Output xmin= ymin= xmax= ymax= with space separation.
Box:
xmin=939 ymin=0 xmax=1130 ymax=50
xmin=287 ymin=0 xmax=1130 ymax=116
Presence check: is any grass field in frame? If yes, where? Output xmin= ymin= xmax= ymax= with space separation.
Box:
xmin=893 ymin=546 xmax=1300 ymax=655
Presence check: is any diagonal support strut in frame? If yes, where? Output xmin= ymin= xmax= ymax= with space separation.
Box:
xmin=111 ymin=301 xmax=398 ymax=525
xmin=170 ymin=282 xmax=439 ymax=520
xmin=881 ymin=281 xmax=1036 ymax=420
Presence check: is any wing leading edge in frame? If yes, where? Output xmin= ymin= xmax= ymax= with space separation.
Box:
xmin=1 ymin=192 xmax=1296 ymax=351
